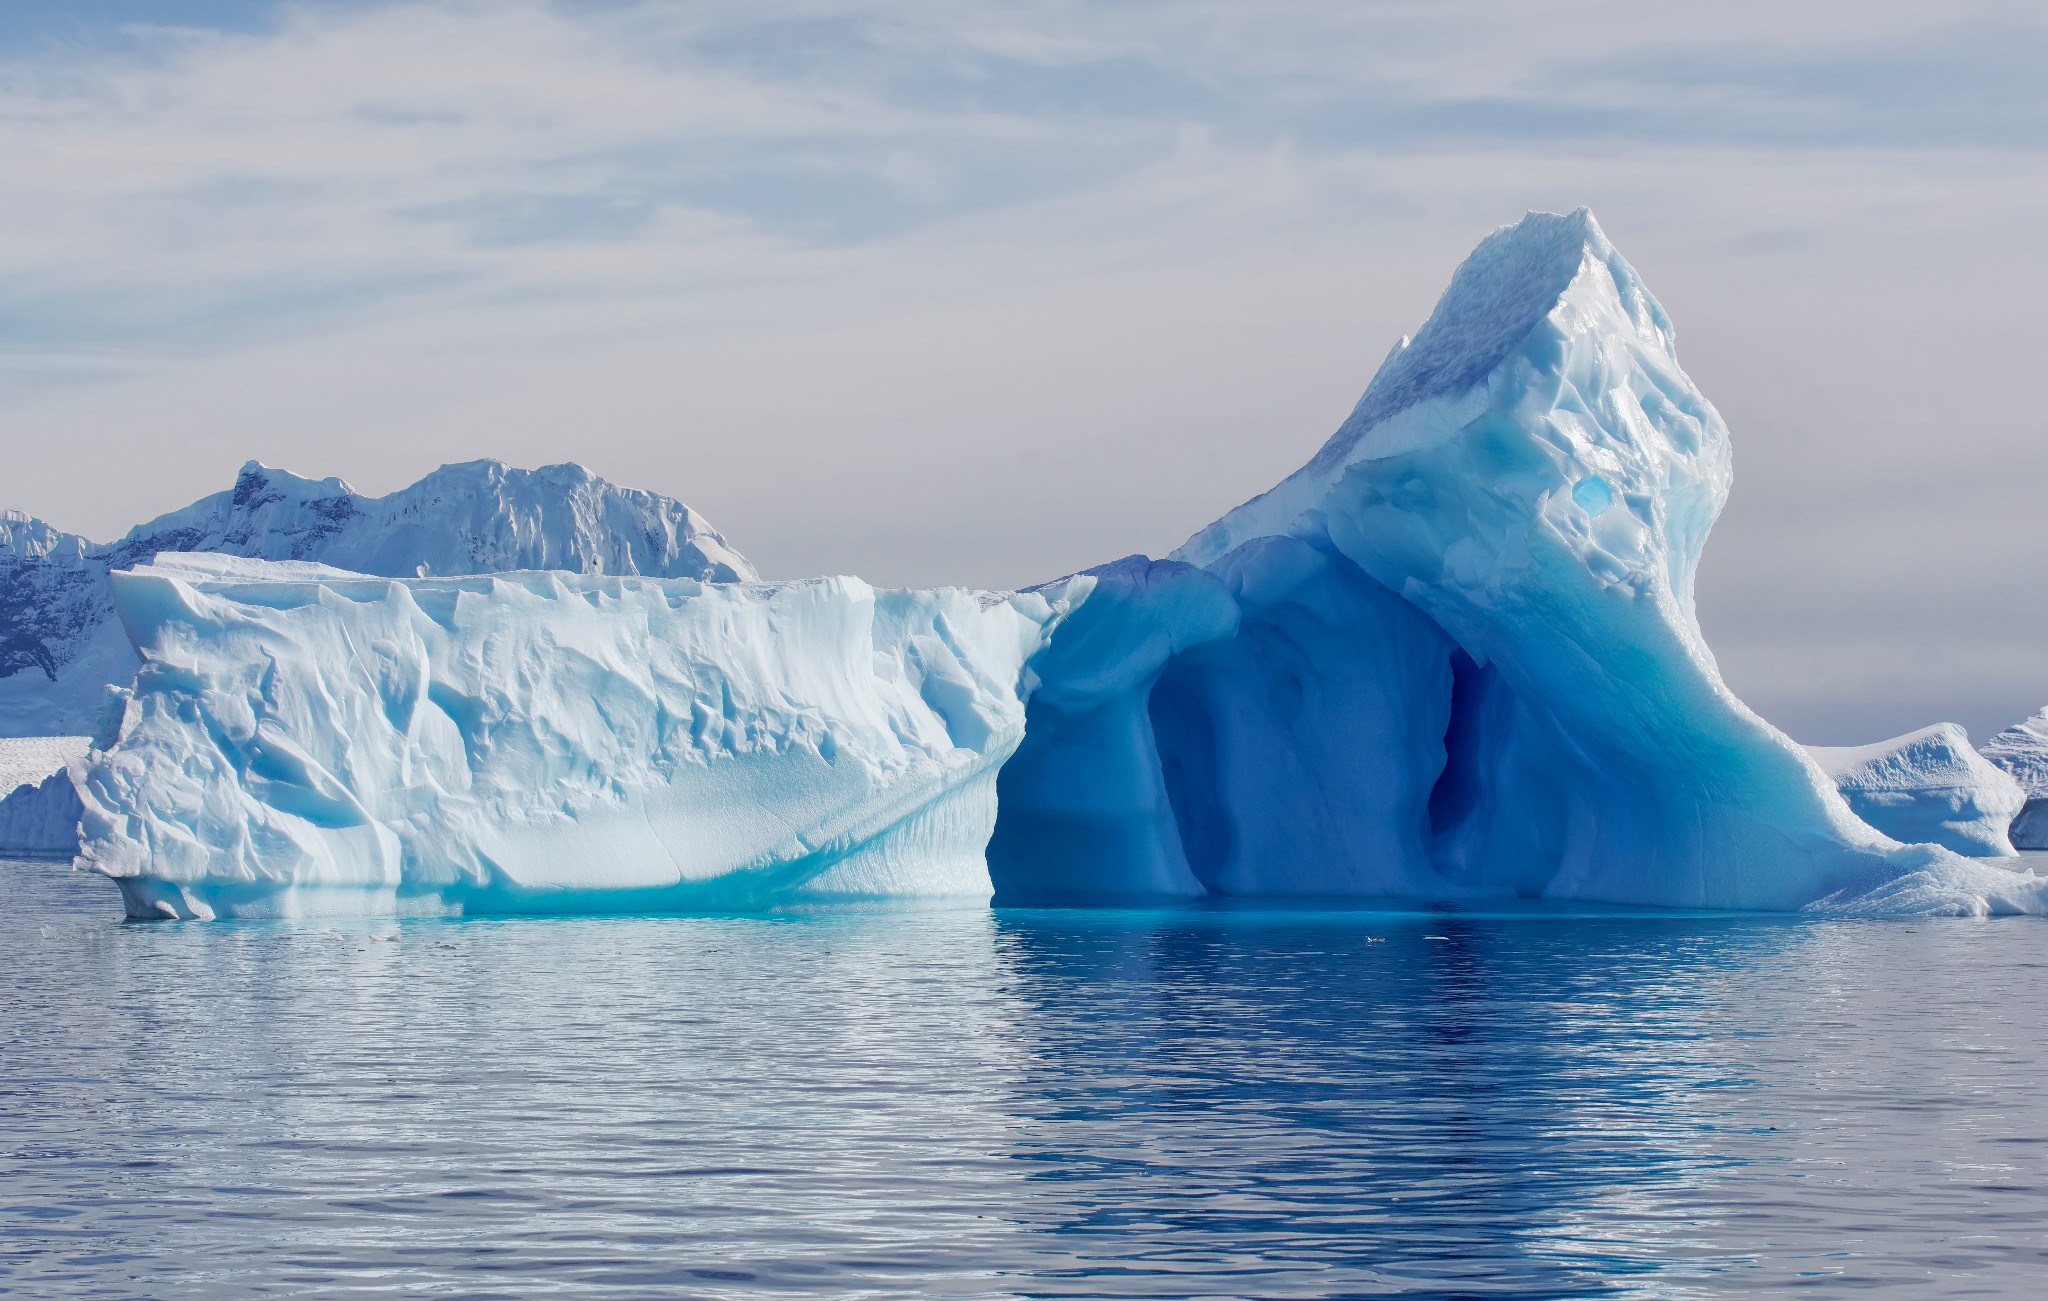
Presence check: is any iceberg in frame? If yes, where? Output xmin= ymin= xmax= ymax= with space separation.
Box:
xmin=1984 ymin=709 xmax=2048 ymax=849
xmin=75 ymin=209 xmax=2048 ymax=919
xmin=0 ymin=736 xmax=89 ymax=855
xmin=1805 ymin=725 xmax=2023 ymax=859
xmin=78 ymin=555 xmax=1050 ymax=919
xmin=1 ymin=460 xmax=752 ymax=738
xmin=1001 ymin=209 xmax=2043 ymax=914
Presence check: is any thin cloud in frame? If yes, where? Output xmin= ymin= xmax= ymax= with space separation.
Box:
xmin=0 ymin=0 xmax=2043 ymax=741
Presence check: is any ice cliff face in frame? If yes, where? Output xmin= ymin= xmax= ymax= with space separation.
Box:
xmin=80 ymin=556 xmax=1048 ymax=919
xmin=1805 ymin=725 xmax=2023 ymax=859
xmin=75 ymin=209 xmax=2048 ymax=919
xmin=1984 ymin=710 xmax=2048 ymax=849
xmin=0 ymin=461 xmax=752 ymax=737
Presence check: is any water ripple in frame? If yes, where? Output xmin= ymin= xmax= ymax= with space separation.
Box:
xmin=5 ymin=863 xmax=2048 ymax=1296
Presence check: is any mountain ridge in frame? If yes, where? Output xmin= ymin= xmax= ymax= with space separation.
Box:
xmin=0 ymin=459 xmax=752 ymax=736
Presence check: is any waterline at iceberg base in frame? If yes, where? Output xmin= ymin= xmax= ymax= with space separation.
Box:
xmin=78 ymin=210 xmax=2048 ymax=919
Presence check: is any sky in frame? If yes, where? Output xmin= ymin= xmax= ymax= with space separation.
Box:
xmin=0 ymin=0 xmax=2044 ymax=744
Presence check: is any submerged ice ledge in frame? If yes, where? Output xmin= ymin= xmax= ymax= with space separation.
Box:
xmin=74 ymin=210 xmax=2048 ymax=919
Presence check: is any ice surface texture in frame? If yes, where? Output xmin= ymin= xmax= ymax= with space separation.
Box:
xmin=77 ymin=210 xmax=2048 ymax=918
xmin=1806 ymin=725 xmax=2022 ymax=858
xmin=79 ymin=556 xmax=1050 ymax=919
xmin=0 ymin=736 xmax=89 ymax=854
xmin=0 ymin=460 xmax=752 ymax=737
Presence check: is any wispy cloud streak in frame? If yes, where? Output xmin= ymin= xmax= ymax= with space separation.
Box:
xmin=0 ymin=0 xmax=2044 ymax=739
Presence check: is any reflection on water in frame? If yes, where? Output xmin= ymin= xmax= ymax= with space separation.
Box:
xmin=5 ymin=860 xmax=2048 ymax=1297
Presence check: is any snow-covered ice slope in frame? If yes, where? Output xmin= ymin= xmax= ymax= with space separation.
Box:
xmin=1984 ymin=709 xmax=2048 ymax=849
xmin=1 ymin=461 xmax=752 ymax=737
xmin=1142 ymin=208 xmax=2041 ymax=913
xmin=1806 ymin=725 xmax=2023 ymax=858
xmin=0 ymin=736 xmax=89 ymax=855
xmin=78 ymin=556 xmax=1050 ymax=919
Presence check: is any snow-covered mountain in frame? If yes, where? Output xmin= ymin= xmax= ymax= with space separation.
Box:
xmin=0 ymin=460 xmax=754 ymax=736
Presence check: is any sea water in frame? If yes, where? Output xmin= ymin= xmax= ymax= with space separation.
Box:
xmin=5 ymin=857 xmax=2048 ymax=1298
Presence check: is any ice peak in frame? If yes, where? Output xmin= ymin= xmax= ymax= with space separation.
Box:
xmin=1179 ymin=207 xmax=1695 ymax=571
xmin=1312 ymin=208 xmax=1627 ymax=469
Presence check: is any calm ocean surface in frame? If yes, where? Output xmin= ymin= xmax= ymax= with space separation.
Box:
xmin=6 ymin=858 xmax=2048 ymax=1299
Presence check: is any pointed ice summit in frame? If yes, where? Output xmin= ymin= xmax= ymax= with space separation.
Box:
xmin=70 ymin=211 xmax=2048 ymax=918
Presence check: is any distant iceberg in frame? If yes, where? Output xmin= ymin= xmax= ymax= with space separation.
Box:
xmin=1805 ymin=725 xmax=2022 ymax=859
xmin=1984 ymin=709 xmax=2048 ymax=849
xmin=73 ymin=211 xmax=2048 ymax=918
xmin=0 ymin=736 xmax=89 ymax=855
xmin=1 ymin=460 xmax=751 ymax=738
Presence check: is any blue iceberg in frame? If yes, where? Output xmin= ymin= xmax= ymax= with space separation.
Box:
xmin=74 ymin=210 xmax=2048 ymax=917
xmin=1984 ymin=709 xmax=2048 ymax=849
xmin=0 ymin=736 xmax=89 ymax=855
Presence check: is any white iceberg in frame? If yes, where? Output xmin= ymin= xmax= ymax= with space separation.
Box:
xmin=1984 ymin=709 xmax=2048 ymax=849
xmin=79 ymin=555 xmax=1050 ymax=919
xmin=76 ymin=209 xmax=2048 ymax=918
xmin=0 ymin=735 xmax=89 ymax=855
xmin=986 ymin=557 xmax=1239 ymax=904
xmin=1 ymin=460 xmax=751 ymax=738
xmin=1805 ymin=725 xmax=2023 ymax=858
